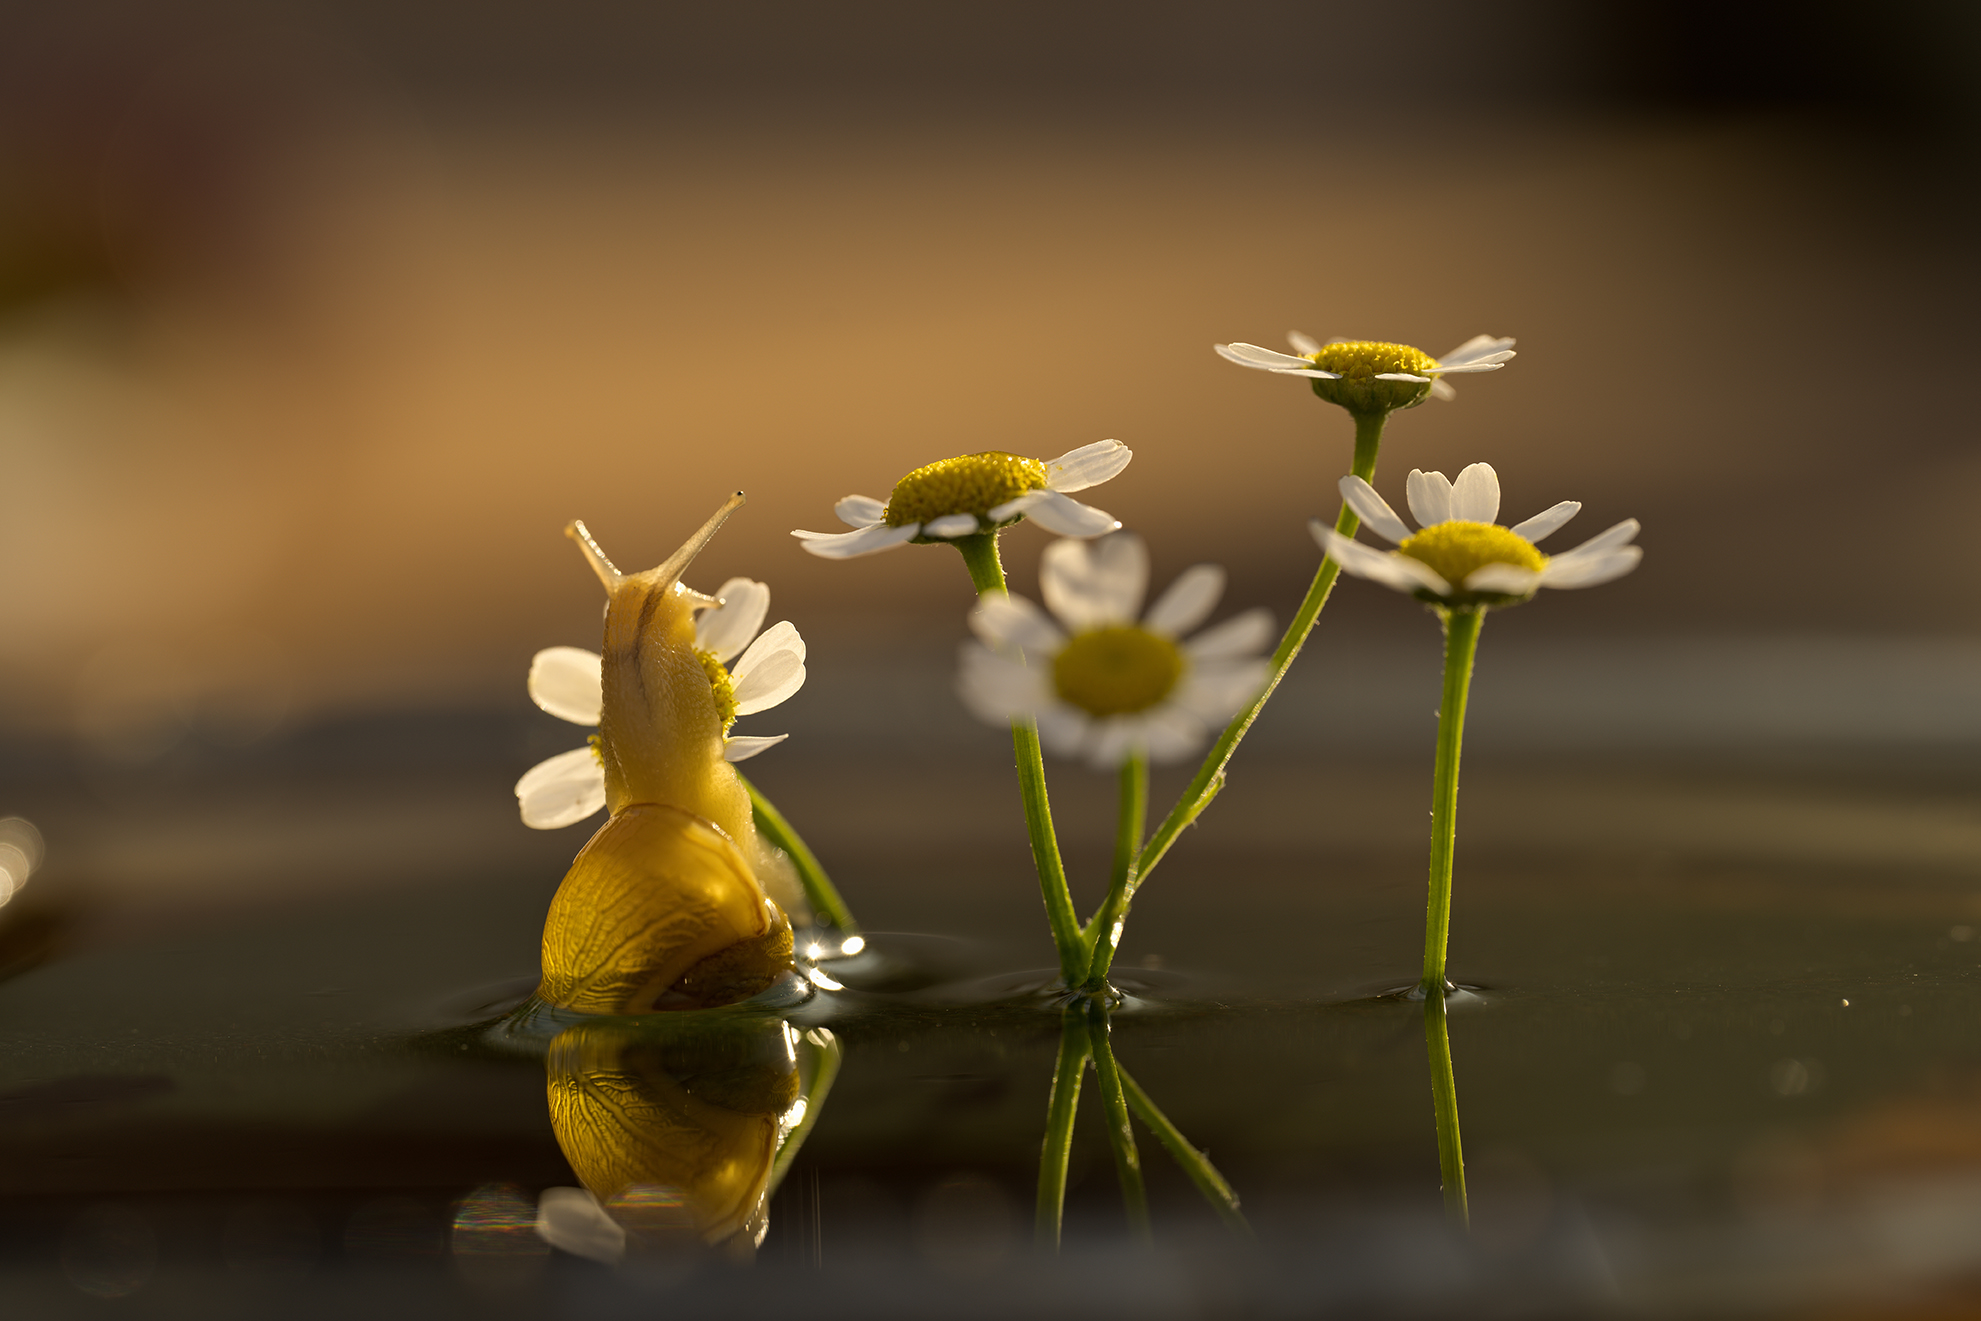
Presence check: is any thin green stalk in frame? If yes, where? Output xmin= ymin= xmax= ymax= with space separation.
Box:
xmin=770 ymin=1027 xmax=845 ymax=1188
xmin=1423 ymin=993 xmax=1468 ymax=1228
xmin=1422 ymin=607 xmax=1483 ymax=995
xmin=952 ymin=532 xmax=1088 ymax=986
xmin=739 ymin=772 xmax=858 ymax=935
xmin=1134 ymin=411 xmax=1388 ymax=886
xmin=1080 ymin=753 xmax=1147 ymax=991
xmin=1035 ymin=1009 xmax=1091 ymax=1250
xmin=1118 ymin=1065 xmax=1249 ymax=1235
xmin=1084 ymin=1003 xmax=1151 ymax=1244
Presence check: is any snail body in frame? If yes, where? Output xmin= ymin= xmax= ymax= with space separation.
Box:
xmin=537 ymin=496 xmax=796 ymax=1014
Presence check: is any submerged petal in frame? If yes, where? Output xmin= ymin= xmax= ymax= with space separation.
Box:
xmin=792 ymin=522 xmax=920 ymax=558
xmin=1144 ymin=565 xmax=1225 ymax=637
xmin=1042 ymin=532 xmax=1148 ymax=629
xmin=1044 ymin=439 xmax=1132 ymax=493
xmin=695 ymin=578 xmax=771 ymax=663
xmin=1339 ymin=475 xmax=1413 ymax=544
xmin=1406 ymin=469 xmax=1456 ymax=527
xmin=516 ymin=746 xmax=608 ymax=829
xmin=529 ymin=647 xmax=604 ymax=725
xmin=834 ymin=494 xmax=887 ymax=528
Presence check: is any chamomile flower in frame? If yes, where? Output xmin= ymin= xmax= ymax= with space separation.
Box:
xmin=792 ymin=440 xmax=1131 ymax=559
xmin=1312 ymin=463 xmax=1641 ymax=609
xmin=516 ymin=578 xmax=806 ymax=828
xmin=958 ymin=533 xmax=1273 ymax=768
xmin=1216 ymin=332 xmax=1516 ymax=415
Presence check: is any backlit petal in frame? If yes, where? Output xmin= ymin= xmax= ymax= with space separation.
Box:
xmin=528 ymin=647 xmax=603 ymax=725
xmin=1044 ymin=439 xmax=1132 ymax=492
xmin=723 ymin=734 xmax=789 ymax=762
xmin=923 ymin=513 xmax=981 ymax=538
xmin=1339 ymin=475 xmax=1412 ymax=543
xmin=834 ymin=494 xmax=887 ymax=527
xmin=1144 ymin=565 xmax=1225 ymax=636
xmin=1406 ymin=469 xmax=1455 ymax=527
xmin=1539 ymin=545 xmax=1643 ymax=588
xmin=1185 ymin=607 xmax=1274 ymax=661
xmin=695 ymin=578 xmax=770 ymax=662
xmin=1509 ymin=500 xmax=1580 ymax=543
xmin=1042 ymin=532 xmax=1147 ymax=628
xmin=970 ymin=591 xmax=1066 ymax=654
xmin=1450 ymin=463 xmax=1501 ymax=524
xmin=731 ymin=621 xmax=806 ymax=714
xmin=516 ymin=747 xmax=607 ymax=829
xmin=792 ymin=522 xmax=920 ymax=558
xmin=1021 ymin=490 xmax=1120 ymax=538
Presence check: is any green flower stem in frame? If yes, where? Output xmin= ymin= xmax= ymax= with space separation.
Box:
xmin=952 ymin=532 xmax=1089 ymax=986
xmin=1423 ymin=606 xmax=1483 ymax=995
xmin=1134 ymin=410 xmax=1388 ymax=886
xmin=769 ymin=1027 xmax=845 ymax=1189
xmin=1084 ymin=1002 xmax=1151 ymax=1245
xmin=1118 ymin=1065 xmax=1249 ymax=1235
xmin=1079 ymin=753 xmax=1147 ymax=991
xmin=739 ymin=772 xmax=858 ymax=935
xmin=1035 ymin=1008 xmax=1091 ymax=1250
xmin=1423 ymin=993 xmax=1468 ymax=1228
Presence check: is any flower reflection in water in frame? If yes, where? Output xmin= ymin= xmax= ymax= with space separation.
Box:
xmin=535 ymin=1014 xmax=841 ymax=1264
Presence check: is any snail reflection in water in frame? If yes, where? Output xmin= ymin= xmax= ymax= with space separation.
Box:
xmin=535 ymin=495 xmax=806 ymax=1014
xmin=537 ymin=1016 xmax=839 ymax=1260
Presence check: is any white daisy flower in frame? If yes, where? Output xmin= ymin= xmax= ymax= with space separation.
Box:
xmin=1311 ymin=462 xmax=1641 ymax=608
xmin=792 ymin=440 xmax=1131 ymax=559
xmin=1215 ymin=332 xmax=1515 ymax=413
xmin=515 ymin=578 xmax=807 ymax=829
xmin=957 ymin=533 xmax=1273 ymax=769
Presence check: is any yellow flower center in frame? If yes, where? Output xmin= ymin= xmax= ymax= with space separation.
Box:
xmin=1052 ymin=626 xmax=1184 ymax=717
xmin=884 ymin=452 xmax=1048 ymax=528
xmin=1303 ymin=340 xmax=1442 ymax=379
xmin=697 ymin=648 xmax=738 ymax=731
xmin=1397 ymin=521 xmax=1545 ymax=589
xmin=1301 ymin=340 xmax=1442 ymax=417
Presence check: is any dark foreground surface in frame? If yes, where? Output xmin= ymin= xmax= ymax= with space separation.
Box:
xmin=0 ymin=688 xmax=1978 ymax=1319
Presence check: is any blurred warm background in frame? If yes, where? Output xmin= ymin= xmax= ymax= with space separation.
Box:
xmin=0 ymin=0 xmax=1976 ymax=919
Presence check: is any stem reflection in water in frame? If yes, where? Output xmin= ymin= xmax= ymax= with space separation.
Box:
xmin=535 ymin=1013 xmax=841 ymax=1264
xmin=1422 ymin=993 xmax=1468 ymax=1229
xmin=1035 ymin=997 xmax=1247 ymax=1249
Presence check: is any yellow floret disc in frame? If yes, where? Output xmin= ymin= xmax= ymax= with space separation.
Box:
xmin=1303 ymin=339 xmax=1441 ymax=416
xmin=1052 ymin=625 xmax=1185 ymax=717
xmin=885 ymin=452 xmax=1048 ymax=527
xmin=697 ymin=648 xmax=738 ymax=731
xmin=1398 ymin=521 xmax=1545 ymax=588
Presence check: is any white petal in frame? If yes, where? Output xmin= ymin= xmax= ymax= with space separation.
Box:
xmin=1338 ymin=475 xmax=1412 ymax=544
xmin=833 ymin=494 xmax=887 ymax=528
xmin=537 ymin=1188 xmax=625 ymax=1264
xmin=1425 ymin=361 xmax=1506 ymax=375
xmin=1141 ymin=707 xmax=1211 ymax=765
xmin=695 ymin=578 xmax=770 ymax=662
xmin=1465 ymin=563 xmax=1542 ymax=594
xmin=970 ymin=592 xmax=1066 ymax=654
xmin=723 ymin=734 xmax=788 ymax=762
xmin=1021 ymin=489 xmax=1120 ymax=538
xmin=1449 ymin=463 xmax=1501 ymax=524
xmin=1313 ymin=526 xmax=1452 ymax=596
xmin=528 ymin=647 xmax=603 ymax=726
xmin=1430 ymin=378 xmax=1457 ymax=402
xmin=1437 ymin=335 xmax=1517 ymax=368
xmin=1286 ymin=330 xmax=1323 ymax=355
xmin=1043 ymin=439 xmax=1132 ymax=493
xmin=1215 ymin=342 xmax=1315 ymax=370
xmin=1550 ymin=518 xmax=1641 ymax=561
xmin=792 ymin=522 xmax=920 ymax=558
xmin=516 ymin=747 xmax=607 ymax=829
xmin=923 ymin=513 xmax=981 ymax=539
xmin=1540 ymin=545 xmax=1642 ymax=588
xmin=1085 ymin=717 xmax=1141 ymax=769
xmin=1406 ymin=469 xmax=1455 ymax=527
xmin=1372 ymin=372 xmax=1431 ymax=382
xmin=1034 ymin=706 xmax=1090 ymax=759
xmin=1185 ymin=607 xmax=1274 ymax=662
xmin=986 ymin=489 xmax=1045 ymax=523
xmin=1042 ymin=532 xmax=1147 ymax=629
xmin=731 ymin=621 xmax=806 ymax=714
xmin=1144 ymin=565 xmax=1225 ymax=637
xmin=958 ymin=644 xmax=1050 ymax=723
xmin=1509 ymin=501 xmax=1580 ymax=543
xmin=1175 ymin=659 xmax=1271 ymax=724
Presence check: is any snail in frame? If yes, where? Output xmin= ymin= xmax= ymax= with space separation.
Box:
xmin=535 ymin=494 xmax=800 ymax=1014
